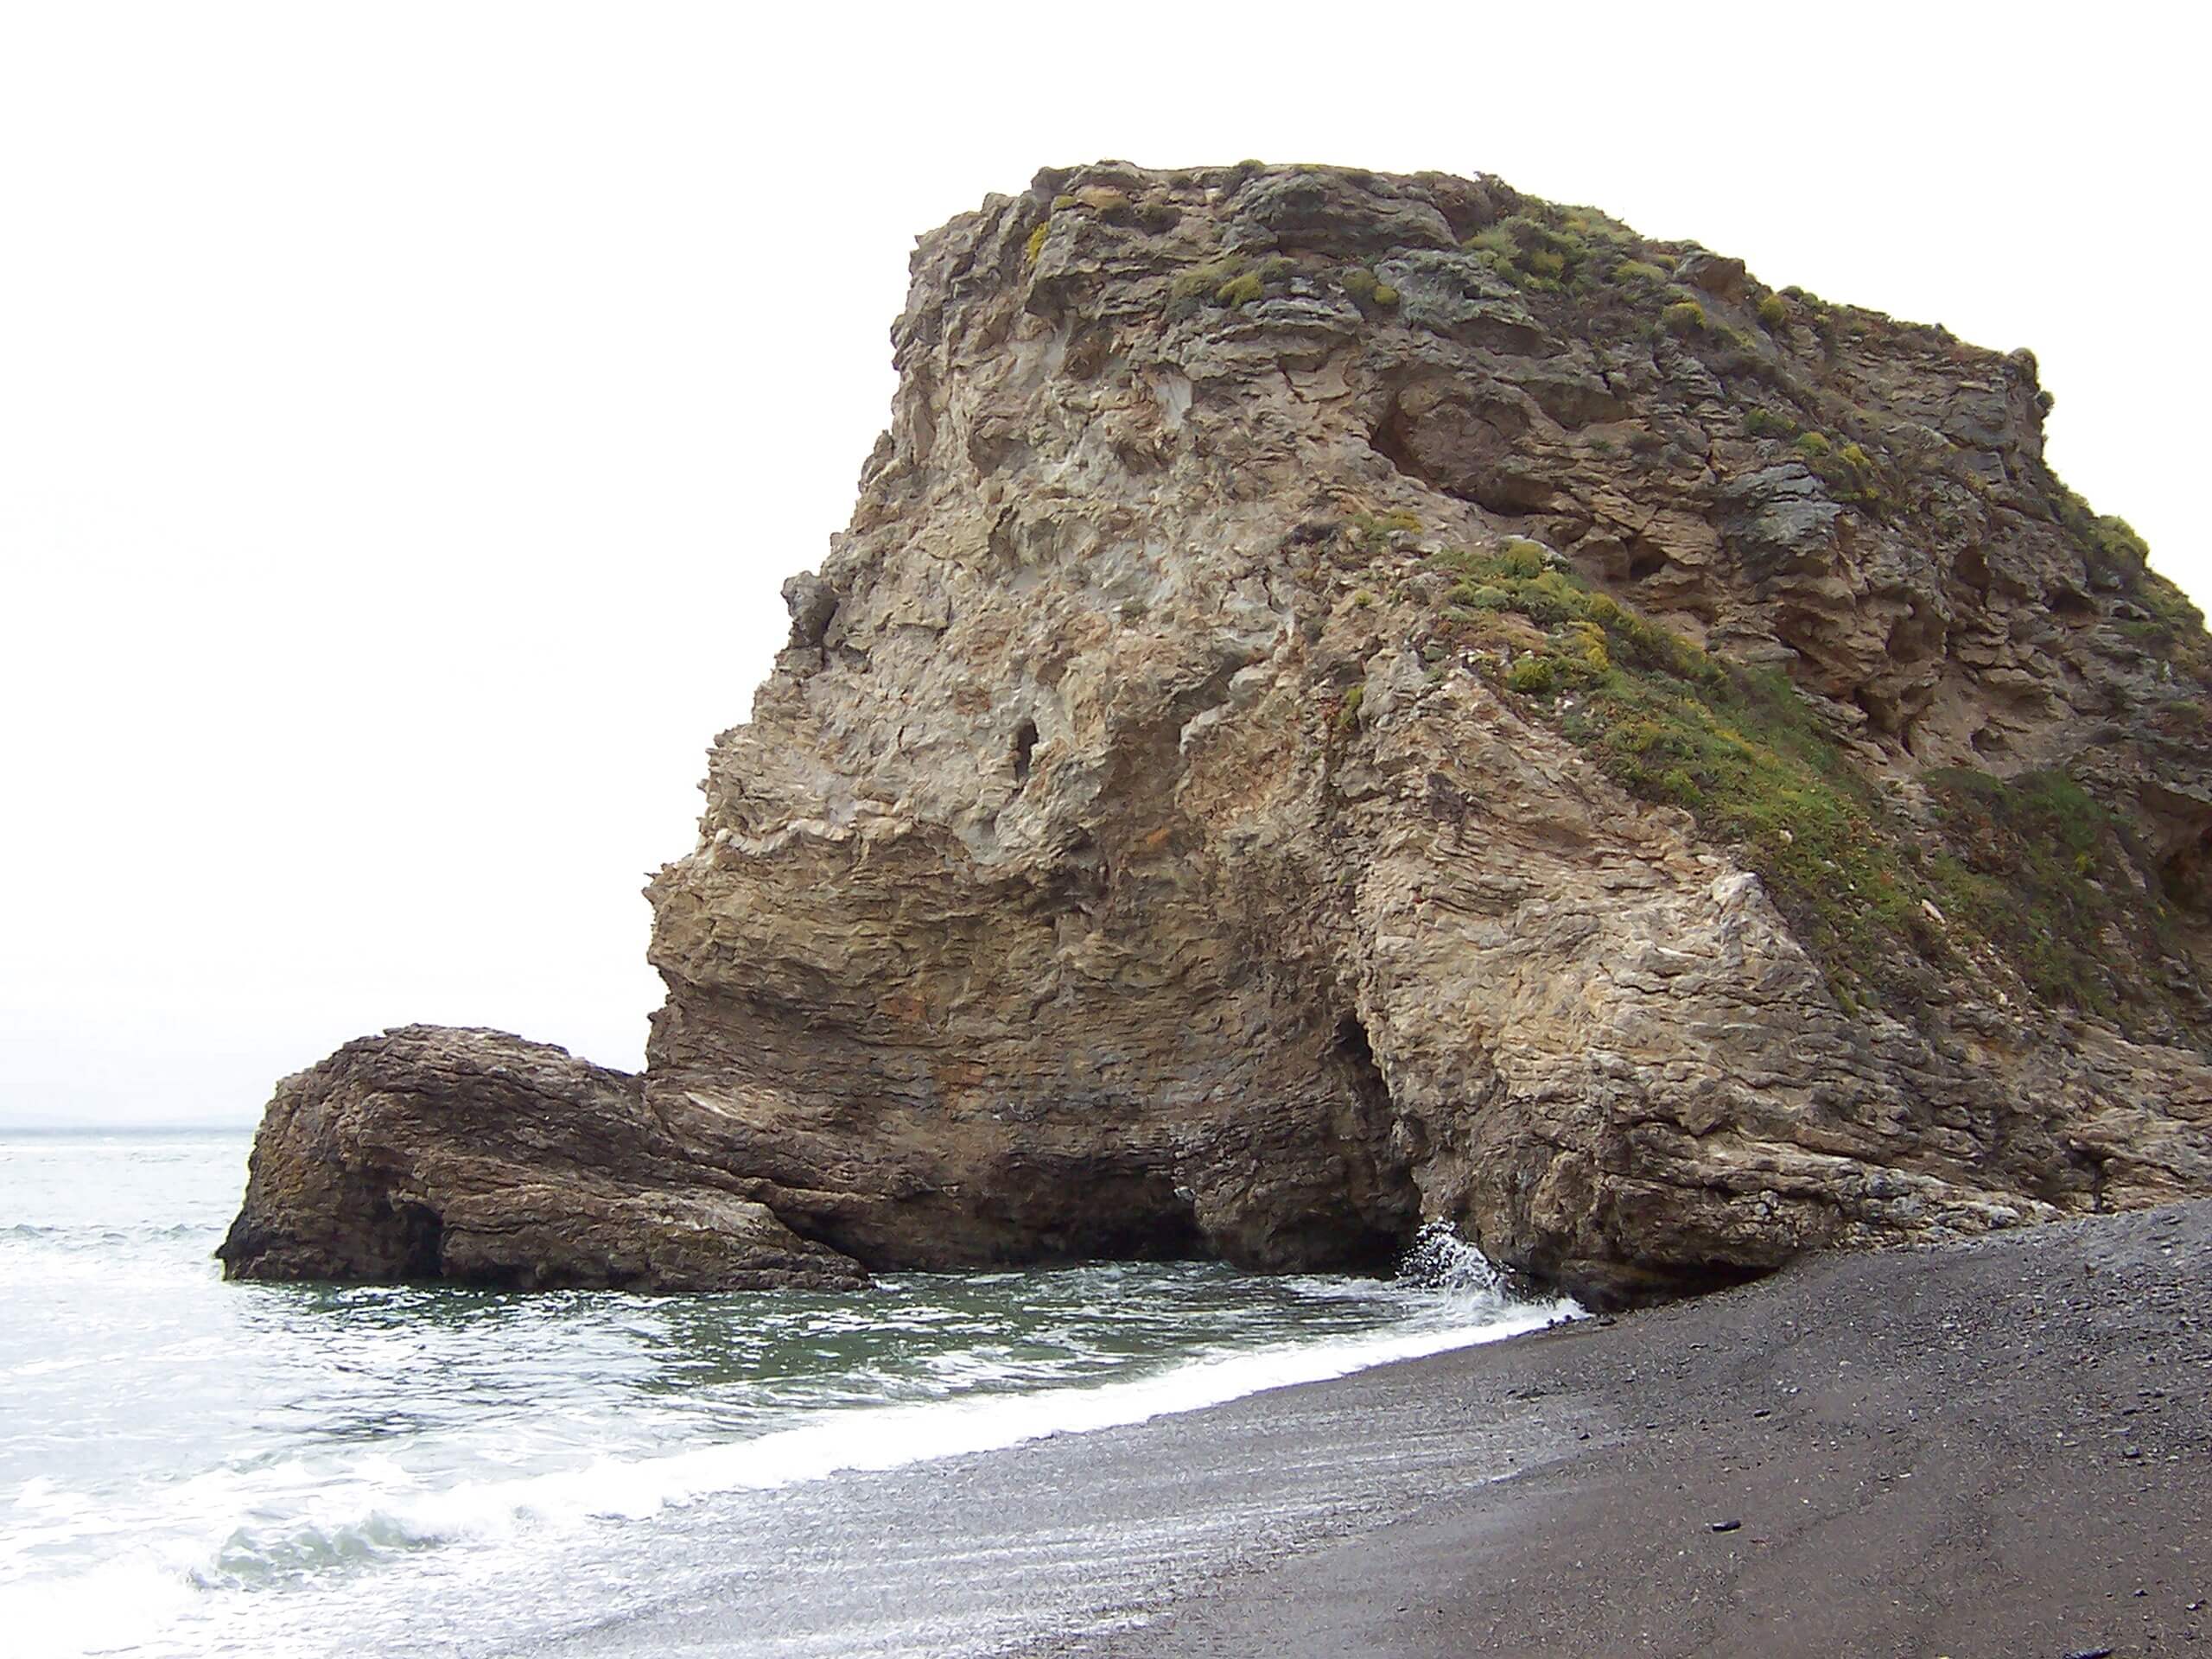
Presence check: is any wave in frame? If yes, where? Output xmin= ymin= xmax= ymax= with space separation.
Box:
xmin=3 ymin=1221 xmax=213 ymax=1248
xmin=210 ymin=1287 xmax=1577 ymax=1567
xmin=1396 ymin=1219 xmax=1509 ymax=1293
xmin=3 ymin=1284 xmax=1575 ymax=1656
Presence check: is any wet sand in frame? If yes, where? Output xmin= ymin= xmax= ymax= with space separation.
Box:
xmin=540 ymin=1202 xmax=2209 ymax=1659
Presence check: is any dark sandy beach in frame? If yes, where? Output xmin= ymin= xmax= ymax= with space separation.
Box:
xmin=540 ymin=1202 xmax=2208 ymax=1659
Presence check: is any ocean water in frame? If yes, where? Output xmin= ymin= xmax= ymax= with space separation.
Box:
xmin=0 ymin=1131 xmax=1576 ymax=1657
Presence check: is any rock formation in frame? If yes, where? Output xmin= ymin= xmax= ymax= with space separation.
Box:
xmin=217 ymin=1027 xmax=867 ymax=1291
xmin=226 ymin=162 xmax=2212 ymax=1306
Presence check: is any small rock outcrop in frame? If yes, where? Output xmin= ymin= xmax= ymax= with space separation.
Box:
xmin=217 ymin=1027 xmax=868 ymax=1291
xmin=226 ymin=162 xmax=2212 ymax=1305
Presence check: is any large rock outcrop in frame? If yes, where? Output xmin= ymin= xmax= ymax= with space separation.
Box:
xmin=217 ymin=1027 xmax=868 ymax=1291
xmin=227 ymin=162 xmax=2212 ymax=1305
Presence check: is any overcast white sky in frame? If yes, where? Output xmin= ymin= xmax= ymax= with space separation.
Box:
xmin=2 ymin=4 xmax=2202 ymax=1126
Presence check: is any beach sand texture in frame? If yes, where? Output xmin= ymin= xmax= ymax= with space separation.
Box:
xmin=542 ymin=1202 xmax=2209 ymax=1659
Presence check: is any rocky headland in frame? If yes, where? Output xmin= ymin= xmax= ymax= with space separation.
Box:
xmin=222 ymin=162 xmax=2212 ymax=1306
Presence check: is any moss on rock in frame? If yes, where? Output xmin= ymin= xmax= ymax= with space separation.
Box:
xmin=1426 ymin=545 xmax=2198 ymax=1032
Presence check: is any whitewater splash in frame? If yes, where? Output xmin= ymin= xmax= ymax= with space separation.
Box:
xmin=1396 ymin=1219 xmax=1511 ymax=1294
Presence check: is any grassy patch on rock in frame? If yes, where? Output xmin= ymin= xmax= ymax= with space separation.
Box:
xmin=1920 ymin=768 xmax=2187 ymax=1021
xmin=1422 ymin=546 xmax=2196 ymax=1029
xmin=2031 ymin=465 xmax=2209 ymax=670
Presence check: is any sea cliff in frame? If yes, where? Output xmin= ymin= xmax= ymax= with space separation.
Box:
xmin=223 ymin=162 xmax=2212 ymax=1305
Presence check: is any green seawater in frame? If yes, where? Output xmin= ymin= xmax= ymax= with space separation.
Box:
xmin=0 ymin=1130 xmax=1571 ymax=1657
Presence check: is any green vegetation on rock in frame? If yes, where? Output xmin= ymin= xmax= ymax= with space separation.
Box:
xmin=1168 ymin=254 xmax=1246 ymax=302
xmin=1505 ymin=655 xmax=1555 ymax=694
xmin=1344 ymin=508 xmax=1423 ymax=556
xmin=1418 ymin=545 xmax=2191 ymax=1025
xmin=2020 ymin=466 xmax=2206 ymax=668
xmin=1919 ymin=768 xmax=2180 ymax=1020
xmin=1217 ymin=270 xmax=1265 ymax=307
xmin=1340 ymin=265 xmax=1401 ymax=309
xmin=1166 ymin=252 xmax=1299 ymax=311
xmin=1462 ymin=202 xmax=1658 ymax=296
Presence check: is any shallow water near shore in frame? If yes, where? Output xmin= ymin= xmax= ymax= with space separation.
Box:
xmin=0 ymin=1130 xmax=1574 ymax=1657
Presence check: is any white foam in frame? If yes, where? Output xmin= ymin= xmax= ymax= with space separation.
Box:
xmin=1396 ymin=1220 xmax=1510 ymax=1294
xmin=0 ymin=1554 xmax=201 ymax=1658
xmin=242 ymin=1293 xmax=1576 ymax=1547
xmin=3 ymin=1271 xmax=1579 ymax=1658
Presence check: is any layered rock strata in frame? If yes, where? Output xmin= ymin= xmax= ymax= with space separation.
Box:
xmin=218 ymin=1027 xmax=868 ymax=1291
xmin=226 ymin=163 xmax=2212 ymax=1305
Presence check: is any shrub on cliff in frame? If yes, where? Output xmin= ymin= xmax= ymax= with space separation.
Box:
xmin=1168 ymin=255 xmax=1245 ymax=303
xmin=1505 ymin=655 xmax=1555 ymax=694
xmin=1339 ymin=265 xmax=1401 ymax=309
xmin=1921 ymin=768 xmax=2183 ymax=1020
xmin=1217 ymin=270 xmax=1265 ymax=307
xmin=1430 ymin=543 xmax=2189 ymax=1024
xmin=1465 ymin=213 xmax=1593 ymax=290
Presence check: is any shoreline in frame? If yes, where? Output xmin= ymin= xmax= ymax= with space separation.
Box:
xmin=537 ymin=1202 xmax=2209 ymax=1659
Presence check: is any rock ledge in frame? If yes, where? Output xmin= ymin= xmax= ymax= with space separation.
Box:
xmin=218 ymin=1027 xmax=868 ymax=1292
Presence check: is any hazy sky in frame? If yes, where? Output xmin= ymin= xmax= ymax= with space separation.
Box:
xmin=3 ymin=5 xmax=2202 ymax=1126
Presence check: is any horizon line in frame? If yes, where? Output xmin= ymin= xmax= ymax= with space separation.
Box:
xmin=0 ymin=1121 xmax=256 ymax=1135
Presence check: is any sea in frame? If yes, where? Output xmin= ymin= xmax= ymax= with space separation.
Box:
xmin=0 ymin=1129 xmax=1578 ymax=1657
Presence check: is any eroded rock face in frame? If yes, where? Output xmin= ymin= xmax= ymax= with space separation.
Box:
xmin=218 ymin=1027 xmax=868 ymax=1291
xmin=229 ymin=163 xmax=2212 ymax=1305
xmin=642 ymin=162 xmax=2212 ymax=1305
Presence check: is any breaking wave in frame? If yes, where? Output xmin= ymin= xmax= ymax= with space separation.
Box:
xmin=3 ymin=1131 xmax=1580 ymax=1659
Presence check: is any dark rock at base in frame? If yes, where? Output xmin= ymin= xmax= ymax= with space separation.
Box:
xmin=216 ymin=1026 xmax=868 ymax=1292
